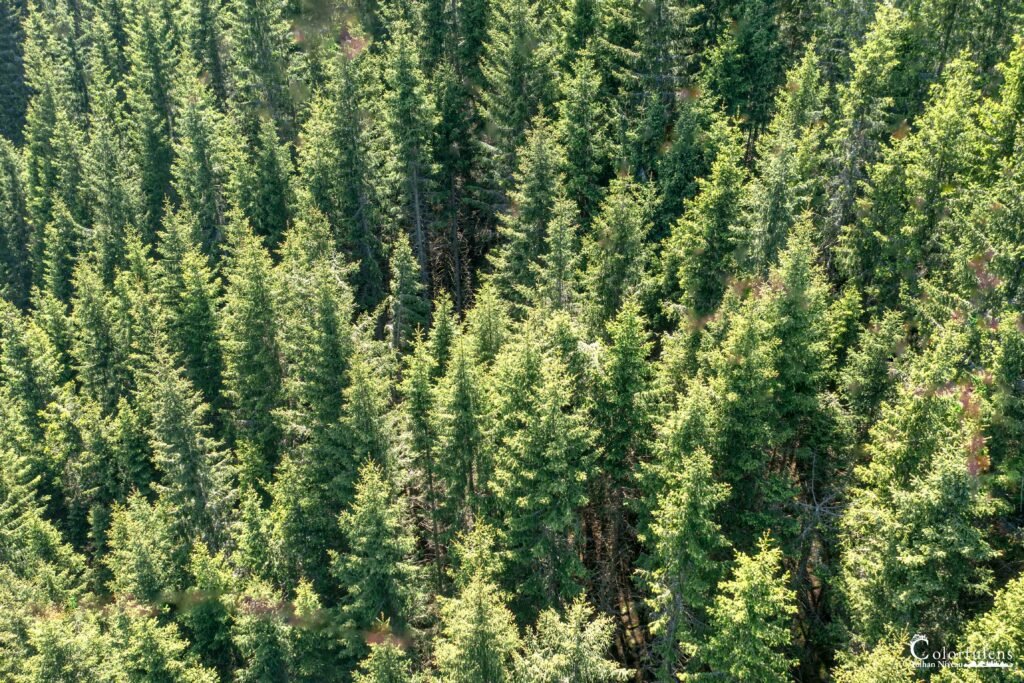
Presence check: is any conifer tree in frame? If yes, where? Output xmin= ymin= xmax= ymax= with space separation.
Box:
xmin=124 ymin=0 xmax=177 ymax=241
xmin=738 ymin=45 xmax=827 ymax=272
xmin=582 ymin=178 xmax=653 ymax=328
xmin=226 ymin=0 xmax=294 ymax=137
xmin=489 ymin=115 xmax=565 ymax=310
xmin=841 ymin=328 xmax=997 ymax=647
xmin=661 ymin=121 xmax=744 ymax=320
xmin=436 ymin=337 xmax=488 ymax=532
xmin=143 ymin=342 xmax=234 ymax=567
xmin=557 ymin=55 xmax=607 ymax=225
xmin=342 ymin=347 xmax=392 ymax=468
xmin=379 ymin=20 xmax=437 ymax=286
xmin=298 ymin=48 xmax=386 ymax=310
xmin=220 ymin=217 xmax=282 ymax=492
xmin=515 ymin=598 xmax=631 ymax=683
xmin=171 ymin=54 xmax=231 ymax=253
xmin=480 ymin=0 xmax=556 ymax=194
xmin=490 ymin=343 xmax=592 ymax=616
xmin=699 ymin=0 xmax=784 ymax=135
xmin=155 ymin=207 xmax=225 ymax=415
xmin=180 ymin=542 xmax=237 ymax=676
xmin=106 ymin=493 xmax=178 ymax=601
xmin=639 ymin=447 xmax=730 ymax=680
xmin=232 ymin=579 xmax=292 ymax=683
xmin=0 ymin=0 xmax=27 ymax=142
xmin=107 ymin=602 xmax=219 ymax=682
xmin=697 ymin=537 xmax=797 ymax=681
xmin=332 ymin=460 xmax=418 ymax=651
xmin=529 ymin=198 xmax=580 ymax=312
xmin=0 ymin=136 xmax=30 ymax=305
xmin=435 ymin=569 xmax=521 ymax=683
xmin=353 ymin=641 xmax=412 ymax=683
xmin=269 ymin=210 xmax=355 ymax=591
xmin=84 ymin=50 xmax=140 ymax=283
xmin=386 ymin=234 xmax=429 ymax=353
xmin=180 ymin=0 xmax=228 ymax=101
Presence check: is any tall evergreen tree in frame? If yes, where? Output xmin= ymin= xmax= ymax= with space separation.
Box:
xmin=220 ymin=217 xmax=282 ymax=492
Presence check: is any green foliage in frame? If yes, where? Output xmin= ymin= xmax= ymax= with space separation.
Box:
xmin=333 ymin=460 xmax=418 ymax=646
xmin=515 ymin=599 xmax=631 ymax=682
xmin=692 ymin=537 xmax=797 ymax=681
xmin=2 ymin=1 xmax=1024 ymax=681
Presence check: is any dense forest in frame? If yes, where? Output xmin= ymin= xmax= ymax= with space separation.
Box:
xmin=1 ymin=0 xmax=1023 ymax=679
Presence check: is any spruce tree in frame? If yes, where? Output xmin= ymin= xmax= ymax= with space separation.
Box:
xmin=379 ymin=20 xmax=437 ymax=286
xmin=698 ymin=537 xmax=797 ymax=681
xmin=515 ymin=598 xmax=631 ymax=682
xmin=298 ymin=48 xmax=386 ymax=310
xmin=386 ymin=234 xmax=429 ymax=353
xmin=225 ymin=0 xmax=294 ymax=137
xmin=480 ymin=0 xmax=556 ymax=194
xmin=220 ymin=217 xmax=282 ymax=492
xmin=142 ymin=342 xmax=234 ymax=566
xmin=639 ymin=447 xmax=730 ymax=680
xmin=0 ymin=136 xmax=30 ymax=305
xmin=435 ymin=571 xmax=521 ymax=683
xmin=332 ymin=460 xmax=418 ymax=652
xmin=581 ymin=178 xmax=653 ymax=328
xmin=488 ymin=115 xmax=565 ymax=311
